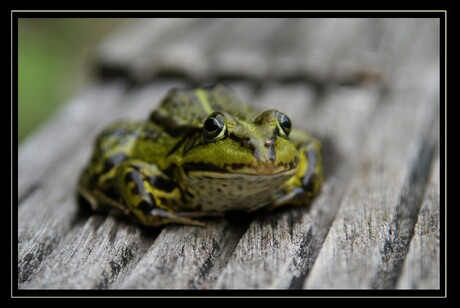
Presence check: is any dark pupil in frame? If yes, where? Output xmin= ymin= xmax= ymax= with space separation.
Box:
xmin=280 ymin=114 xmax=291 ymax=130
xmin=204 ymin=117 xmax=220 ymax=132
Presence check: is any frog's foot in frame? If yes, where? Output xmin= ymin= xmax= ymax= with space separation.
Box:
xmin=269 ymin=139 xmax=323 ymax=210
xmin=112 ymin=160 xmax=205 ymax=227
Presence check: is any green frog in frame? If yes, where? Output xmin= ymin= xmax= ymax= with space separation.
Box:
xmin=78 ymin=85 xmax=323 ymax=226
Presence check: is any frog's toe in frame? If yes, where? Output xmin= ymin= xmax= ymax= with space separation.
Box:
xmin=268 ymin=187 xmax=316 ymax=210
xmin=173 ymin=211 xmax=225 ymax=218
xmin=144 ymin=208 xmax=206 ymax=227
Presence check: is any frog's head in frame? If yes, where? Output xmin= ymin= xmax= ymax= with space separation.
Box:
xmin=181 ymin=109 xmax=299 ymax=177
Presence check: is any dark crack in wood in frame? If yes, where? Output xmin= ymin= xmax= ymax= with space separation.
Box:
xmin=371 ymin=116 xmax=438 ymax=289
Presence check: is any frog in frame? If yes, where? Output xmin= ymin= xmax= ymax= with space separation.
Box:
xmin=77 ymin=84 xmax=323 ymax=227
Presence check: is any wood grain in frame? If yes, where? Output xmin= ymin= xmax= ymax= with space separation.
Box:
xmin=397 ymin=154 xmax=440 ymax=289
xmin=304 ymin=68 xmax=439 ymax=289
xmin=118 ymin=218 xmax=251 ymax=289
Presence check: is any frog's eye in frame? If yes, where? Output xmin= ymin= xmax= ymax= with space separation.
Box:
xmin=203 ymin=113 xmax=227 ymax=142
xmin=276 ymin=112 xmax=292 ymax=137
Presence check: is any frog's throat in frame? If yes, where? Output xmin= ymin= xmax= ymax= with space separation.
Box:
xmin=183 ymin=160 xmax=297 ymax=177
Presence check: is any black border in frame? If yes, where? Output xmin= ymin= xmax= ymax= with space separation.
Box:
xmin=13 ymin=289 xmax=446 ymax=297
xmin=12 ymin=10 xmax=447 ymax=299
xmin=12 ymin=10 xmax=446 ymax=19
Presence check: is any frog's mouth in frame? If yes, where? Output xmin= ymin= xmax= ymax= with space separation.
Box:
xmin=183 ymin=160 xmax=298 ymax=177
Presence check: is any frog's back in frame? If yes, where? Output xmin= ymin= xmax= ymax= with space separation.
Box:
xmin=150 ymin=85 xmax=256 ymax=129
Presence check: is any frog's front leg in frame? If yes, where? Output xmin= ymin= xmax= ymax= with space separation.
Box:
xmin=272 ymin=137 xmax=323 ymax=209
xmin=114 ymin=160 xmax=205 ymax=227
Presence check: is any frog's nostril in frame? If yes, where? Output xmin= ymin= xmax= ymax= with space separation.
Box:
xmin=266 ymin=139 xmax=276 ymax=161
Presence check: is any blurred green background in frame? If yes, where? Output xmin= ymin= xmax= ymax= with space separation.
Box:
xmin=18 ymin=18 xmax=125 ymax=144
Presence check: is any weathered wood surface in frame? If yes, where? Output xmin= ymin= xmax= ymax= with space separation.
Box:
xmin=17 ymin=18 xmax=441 ymax=290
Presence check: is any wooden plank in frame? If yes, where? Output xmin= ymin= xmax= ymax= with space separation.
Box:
xmin=270 ymin=18 xmax=370 ymax=83
xmin=98 ymin=19 xmax=178 ymax=64
xmin=18 ymin=82 xmax=182 ymax=287
xmin=117 ymin=218 xmax=250 ymax=289
xmin=397 ymin=154 xmax=440 ymax=289
xmin=209 ymin=18 xmax=288 ymax=80
xmin=22 ymin=216 xmax=156 ymax=289
xmin=371 ymin=110 xmax=439 ymax=289
xmin=94 ymin=18 xmax=367 ymax=84
xmin=270 ymin=18 xmax=439 ymax=86
xmin=212 ymin=84 xmax=382 ymax=289
xmin=18 ymin=148 xmax=98 ymax=285
xmin=302 ymin=18 xmax=440 ymax=289
xmin=304 ymin=68 xmax=439 ymax=289
xmin=96 ymin=19 xmax=438 ymax=87
xmin=130 ymin=18 xmax=239 ymax=82
xmin=97 ymin=18 xmax=200 ymax=80
xmin=99 ymin=18 xmax=290 ymax=82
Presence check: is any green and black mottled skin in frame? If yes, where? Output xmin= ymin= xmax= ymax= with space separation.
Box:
xmin=78 ymin=85 xmax=323 ymax=226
